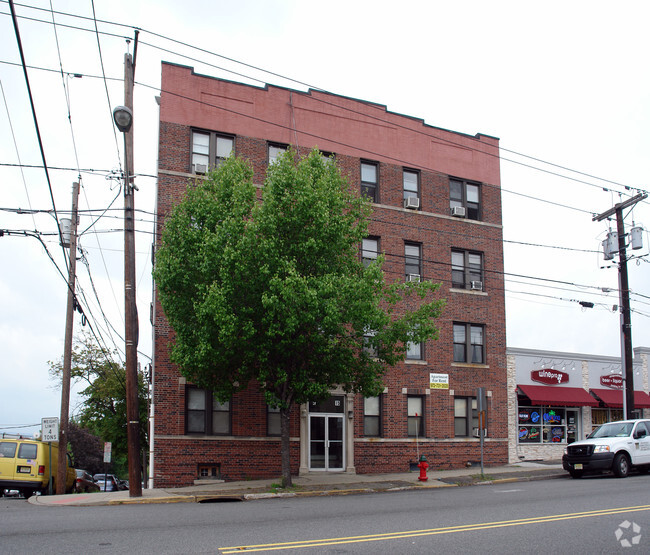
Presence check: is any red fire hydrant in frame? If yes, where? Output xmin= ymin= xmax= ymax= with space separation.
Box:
xmin=417 ymin=455 xmax=429 ymax=481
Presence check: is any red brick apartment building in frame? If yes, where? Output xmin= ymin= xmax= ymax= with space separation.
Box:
xmin=152 ymin=62 xmax=507 ymax=487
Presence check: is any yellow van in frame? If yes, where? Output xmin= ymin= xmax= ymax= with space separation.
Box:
xmin=0 ymin=436 xmax=75 ymax=498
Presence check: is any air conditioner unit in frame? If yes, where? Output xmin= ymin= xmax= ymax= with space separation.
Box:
xmin=451 ymin=206 xmax=466 ymax=217
xmin=473 ymin=427 xmax=487 ymax=438
xmin=407 ymin=274 xmax=421 ymax=283
xmin=470 ymin=281 xmax=483 ymax=291
xmin=193 ymin=163 xmax=207 ymax=174
xmin=404 ymin=197 xmax=420 ymax=209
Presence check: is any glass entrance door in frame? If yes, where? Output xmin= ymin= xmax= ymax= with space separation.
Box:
xmin=309 ymin=414 xmax=344 ymax=471
xmin=566 ymin=409 xmax=579 ymax=444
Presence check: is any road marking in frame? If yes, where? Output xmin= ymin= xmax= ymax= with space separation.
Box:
xmin=496 ymin=489 xmax=523 ymax=493
xmin=219 ymin=504 xmax=650 ymax=553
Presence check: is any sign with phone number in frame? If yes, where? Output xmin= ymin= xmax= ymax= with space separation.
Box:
xmin=430 ymin=373 xmax=449 ymax=389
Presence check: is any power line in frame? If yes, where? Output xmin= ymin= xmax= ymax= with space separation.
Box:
xmin=8 ymin=0 xmax=68 ymax=265
xmin=2 ymin=4 xmax=647 ymax=204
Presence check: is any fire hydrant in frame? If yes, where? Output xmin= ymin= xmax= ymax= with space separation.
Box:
xmin=417 ymin=455 xmax=429 ymax=481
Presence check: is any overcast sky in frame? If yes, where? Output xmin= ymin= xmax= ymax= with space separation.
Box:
xmin=1 ymin=0 xmax=649 ymax=437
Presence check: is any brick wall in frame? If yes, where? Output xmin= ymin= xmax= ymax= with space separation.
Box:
xmin=153 ymin=64 xmax=507 ymax=487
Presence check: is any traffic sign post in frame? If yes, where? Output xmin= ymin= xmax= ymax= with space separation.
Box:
xmin=103 ymin=442 xmax=112 ymax=492
xmin=41 ymin=417 xmax=59 ymax=495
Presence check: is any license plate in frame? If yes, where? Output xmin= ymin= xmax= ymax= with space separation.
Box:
xmin=574 ymin=463 xmax=583 ymax=470
xmin=17 ymin=466 xmax=32 ymax=473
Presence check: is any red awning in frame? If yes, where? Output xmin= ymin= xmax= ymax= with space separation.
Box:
xmin=590 ymin=388 xmax=650 ymax=409
xmin=517 ymin=384 xmax=599 ymax=407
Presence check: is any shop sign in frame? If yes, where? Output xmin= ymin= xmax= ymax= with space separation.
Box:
xmin=531 ymin=369 xmax=569 ymax=385
xmin=430 ymin=373 xmax=449 ymax=389
xmin=600 ymin=374 xmax=623 ymax=389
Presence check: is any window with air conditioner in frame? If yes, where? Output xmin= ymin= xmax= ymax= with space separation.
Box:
xmin=450 ymin=178 xmax=481 ymax=220
xmin=451 ymin=250 xmax=483 ymax=290
xmin=191 ymin=131 xmax=234 ymax=174
xmin=405 ymin=242 xmax=421 ymax=281
xmin=403 ymin=169 xmax=419 ymax=209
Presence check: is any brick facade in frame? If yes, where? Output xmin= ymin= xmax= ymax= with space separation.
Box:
xmin=152 ymin=62 xmax=508 ymax=487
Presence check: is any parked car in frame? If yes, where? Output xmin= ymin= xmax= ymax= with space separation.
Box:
xmin=563 ymin=419 xmax=650 ymax=478
xmin=74 ymin=470 xmax=100 ymax=493
xmin=117 ymin=479 xmax=129 ymax=491
xmin=93 ymin=473 xmax=119 ymax=492
xmin=0 ymin=436 xmax=75 ymax=498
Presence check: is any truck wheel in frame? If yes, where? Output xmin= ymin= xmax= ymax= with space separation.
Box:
xmin=613 ymin=453 xmax=630 ymax=478
xmin=569 ymin=469 xmax=583 ymax=479
xmin=22 ymin=489 xmax=35 ymax=499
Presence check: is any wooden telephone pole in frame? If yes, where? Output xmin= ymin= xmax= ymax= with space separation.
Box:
xmin=122 ymin=48 xmax=142 ymax=497
xmin=593 ymin=192 xmax=647 ymax=419
xmin=56 ymin=181 xmax=79 ymax=495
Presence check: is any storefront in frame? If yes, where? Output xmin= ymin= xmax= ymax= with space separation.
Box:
xmin=507 ymin=347 xmax=650 ymax=463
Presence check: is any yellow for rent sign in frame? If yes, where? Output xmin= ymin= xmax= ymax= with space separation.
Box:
xmin=430 ymin=373 xmax=449 ymax=389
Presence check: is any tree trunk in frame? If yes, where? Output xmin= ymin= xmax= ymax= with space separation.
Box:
xmin=279 ymin=406 xmax=292 ymax=487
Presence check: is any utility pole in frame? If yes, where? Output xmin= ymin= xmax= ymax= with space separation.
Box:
xmin=122 ymin=48 xmax=142 ymax=498
xmin=594 ymin=192 xmax=647 ymax=419
xmin=56 ymin=181 xmax=79 ymax=495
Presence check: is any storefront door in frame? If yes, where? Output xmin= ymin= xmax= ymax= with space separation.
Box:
xmin=566 ymin=409 xmax=579 ymax=443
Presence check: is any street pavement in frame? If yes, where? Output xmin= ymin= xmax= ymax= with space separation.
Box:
xmin=28 ymin=460 xmax=565 ymax=507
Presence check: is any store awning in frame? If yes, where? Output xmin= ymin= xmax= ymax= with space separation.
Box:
xmin=590 ymin=388 xmax=650 ymax=409
xmin=517 ymin=384 xmax=599 ymax=407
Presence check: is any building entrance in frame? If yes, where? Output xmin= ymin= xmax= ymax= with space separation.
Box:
xmin=308 ymin=396 xmax=345 ymax=471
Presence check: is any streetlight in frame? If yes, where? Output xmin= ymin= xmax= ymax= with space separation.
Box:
xmin=113 ymin=106 xmax=133 ymax=133
xmin=113 ymin=101 xmax=142 ymax=497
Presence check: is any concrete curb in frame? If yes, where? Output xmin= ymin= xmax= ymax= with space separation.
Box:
xmin=27 ymin=468 xmax=566 ymax=507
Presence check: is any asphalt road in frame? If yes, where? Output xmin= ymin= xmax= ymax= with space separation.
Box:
xmin=2 ymin=473 xmax=649 ymax=554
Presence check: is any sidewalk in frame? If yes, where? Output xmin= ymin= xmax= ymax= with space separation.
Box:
xmin=28 ymin=460 xmax=565 ymax=507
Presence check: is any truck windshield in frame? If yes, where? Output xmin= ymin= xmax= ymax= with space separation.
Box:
xmin=589 ymin=422 xmax=633 ymax=438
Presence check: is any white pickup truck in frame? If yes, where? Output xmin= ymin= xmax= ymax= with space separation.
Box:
xmin=562 ymin=419 xmax=650 ymax=478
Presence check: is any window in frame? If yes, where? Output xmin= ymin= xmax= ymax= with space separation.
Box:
xmin=361 ymin=161 xmax=378 ymax=202
xmin=407 ymin=396 xmax=424 ymax=437
xmin=405 ymin=243 xmax=421 ymax=281
xmin=0 ymin=442 xmax=16 ymax=458
xmin=453 ymin=323 xmax=485 ymax=364
xmin=364 ymin=396 xmax=381 ymax=437
xmin=450 ymin=178 xmax=481 ymax=220
xmin=186 ymin=387 xmax=231 ymax=435
xmin=454 ymin=397 xmax=478 ymax=437
xmin=362 ymin=237 xmax=379 ymax=267
xmin=191 ymin=131 xmax=234 ymax=173
xmin=268 ymin=143 xmax=288 ymax=165
xmin=406 ymin=340 xmax=422 ymax=360
xmin=362 ymin=330 xmax=377 ymax=358
xmin=17 ymin=443 xmax=38 ymax=459
xmin=403 ymin=169 xmax=419 ymax=206
xmin=451 ymin=250 xmax=484 ymax=290
xmin=518 ymin=406 xmax=567 ymax=443
xmin=267 ymin=406 xmax=281 ymax=436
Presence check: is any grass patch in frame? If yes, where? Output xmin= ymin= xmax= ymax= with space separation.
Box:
xmin=268 ymin=482 xmax=304 ymax=494
xmin=471 ymin=473 xmax=494 ymax=482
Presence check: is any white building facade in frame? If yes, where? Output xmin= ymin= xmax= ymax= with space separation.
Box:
xmin=507 ymin=346 xmax=650 ymax=463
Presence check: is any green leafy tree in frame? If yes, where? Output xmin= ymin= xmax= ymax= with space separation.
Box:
xmin=154 ymin=149 xmax=444 ymax=486
xmin=49 ymin=332 xmax=148 ymax=478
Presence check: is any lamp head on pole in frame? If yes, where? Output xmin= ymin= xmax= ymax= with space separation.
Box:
xmin=113 ymin=106 xmax=133 ymax=133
